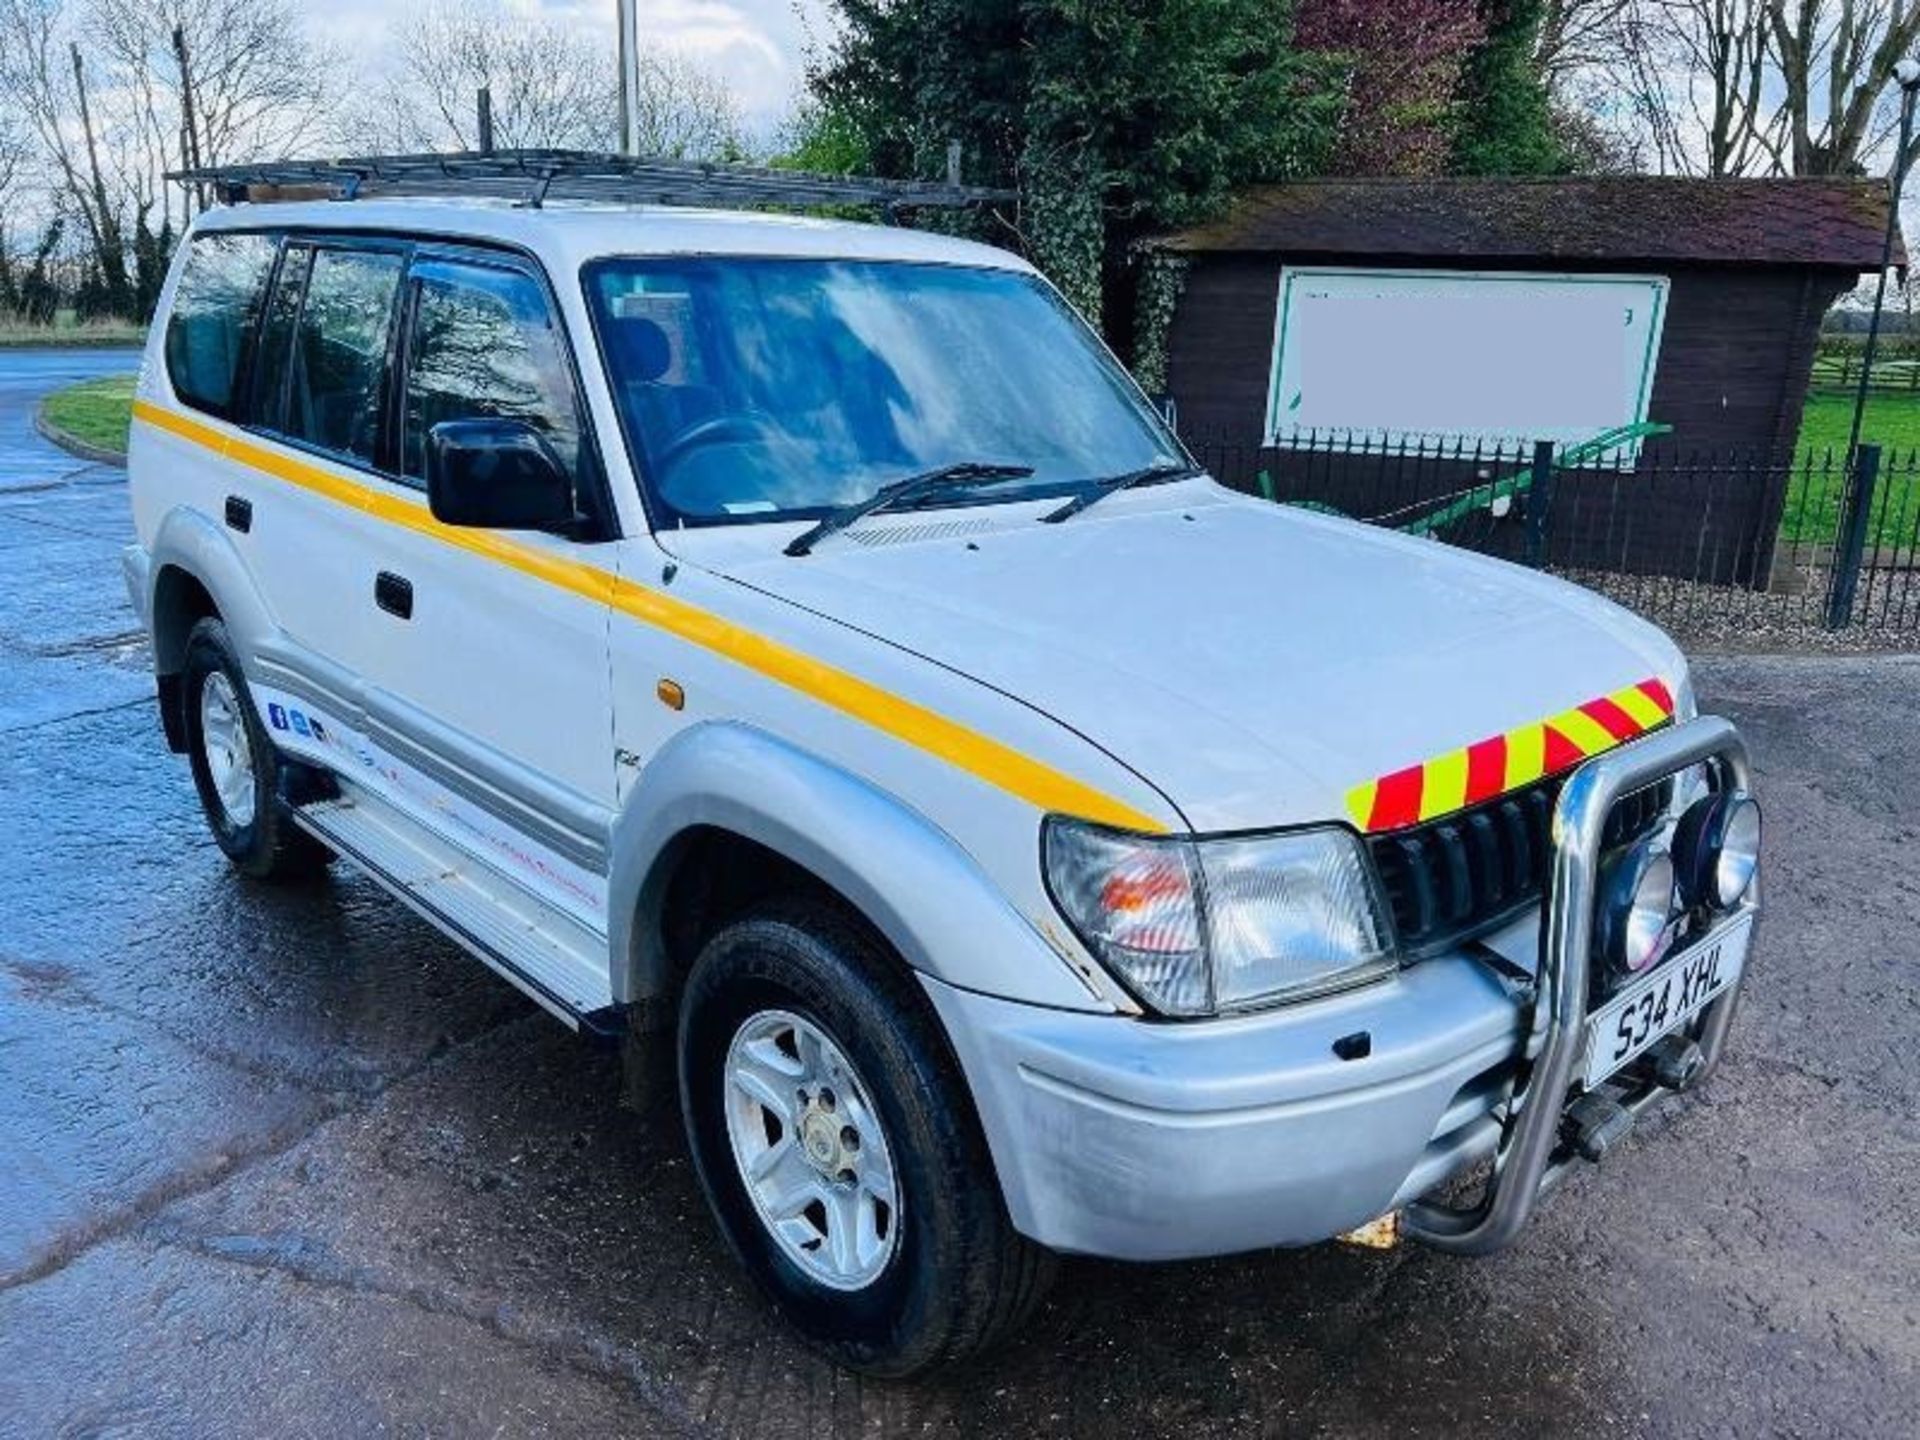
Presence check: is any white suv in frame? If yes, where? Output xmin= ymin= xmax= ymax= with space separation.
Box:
xmin=127 ymin=194 xmax=1761 ymax=1374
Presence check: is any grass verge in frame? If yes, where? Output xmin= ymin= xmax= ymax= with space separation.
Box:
xmin=39 ymin=374 xmax=137 ymax=459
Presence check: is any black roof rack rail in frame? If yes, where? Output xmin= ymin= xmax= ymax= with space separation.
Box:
xmin=166 ymin=149 xmax=1014 ymax=215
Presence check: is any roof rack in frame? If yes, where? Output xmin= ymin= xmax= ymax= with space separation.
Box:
xmin=166 ymin=149 xmax=1014 ymax=216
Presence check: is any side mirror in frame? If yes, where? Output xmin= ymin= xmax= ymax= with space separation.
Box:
xmin=424 ymin=418 xmax=576 ymax=531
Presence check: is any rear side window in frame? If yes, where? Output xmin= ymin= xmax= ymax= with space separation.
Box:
xmin=163 ymin=233 xmax=277 ymax=418
xmin=400 ymin=259 xmax=582 ymax=488
xmin=283 ymin=247 xmax=404 ymax=464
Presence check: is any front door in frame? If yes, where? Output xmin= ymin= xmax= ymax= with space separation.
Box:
xmin=352 ymin=249 xmax=617 ymax=929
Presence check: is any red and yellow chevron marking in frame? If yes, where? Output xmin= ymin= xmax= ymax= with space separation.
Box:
xmin=1344 ymin=677 xmax=1675 ymax=834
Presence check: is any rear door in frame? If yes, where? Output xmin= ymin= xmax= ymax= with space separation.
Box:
xmin=242 ymin=236 xmax=411 ymax=688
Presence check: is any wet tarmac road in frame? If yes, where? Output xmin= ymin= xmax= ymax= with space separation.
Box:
xmin=1 ymin=352 xmax=1916 ymax=1437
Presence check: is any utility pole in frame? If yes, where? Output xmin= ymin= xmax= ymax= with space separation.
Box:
xmin=1846 ymin=59 xmax=1920 ymax=469
xmin=172 ymin=26 xmax=204 ymax=215
xmin=616 ymin=0 xmax=641 ymax=156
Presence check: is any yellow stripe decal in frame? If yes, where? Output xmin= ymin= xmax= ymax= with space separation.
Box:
xmin=1548 ymin=706 xmax=1616 ymax=759
xmin=1505 ymin=721 xmax=1547 ymax=791
xmin=1418 ymin=747 xmax=1470 ymax=822
xmin=1611 ymin=682 xmax=1667 ymax=731
xmin=1345 ymin=778 xmax=1378 ymax=831
xmin=134 ymin=400 xmax=1166 ymax=833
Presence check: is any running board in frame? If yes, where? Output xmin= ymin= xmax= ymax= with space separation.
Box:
xmin=293 ymin=792 xmax=622 ymax=1039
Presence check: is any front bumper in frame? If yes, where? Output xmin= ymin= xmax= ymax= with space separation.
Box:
xmin=922 ymin=953 xmax=1525 ymax=1261
xmin=927 ymin=716 xmax=1756 ymax=1263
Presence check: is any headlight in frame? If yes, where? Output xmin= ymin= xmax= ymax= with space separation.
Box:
xmin=1043 ymin=820 xmax=1395 ymax=1017
xmin=1599 ymin=842 xmax=1676 ymax=975
xmin=1672 ymin=791 xmax=1761 ymax=910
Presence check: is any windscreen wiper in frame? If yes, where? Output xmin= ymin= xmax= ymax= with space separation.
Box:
xmin=1041 ymin=460 xmax=1202 ymax=525
xmin=785 ymin=462 xmax=1035 ymax=556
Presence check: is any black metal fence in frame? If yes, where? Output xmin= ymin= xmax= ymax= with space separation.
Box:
xmin=1189 ymin=433 xmax=1920 ymax=639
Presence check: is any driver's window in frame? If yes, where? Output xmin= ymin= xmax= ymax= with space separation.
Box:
xmin=401 ymin=259 xmax=581 ymax=490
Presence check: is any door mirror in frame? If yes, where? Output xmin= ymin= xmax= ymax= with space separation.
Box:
xmin=424 ymin=418 xmax=575 ymax=531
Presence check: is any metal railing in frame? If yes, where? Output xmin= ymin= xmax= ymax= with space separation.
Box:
xmin=1189 ymin=432 xmax=1920 ymax=637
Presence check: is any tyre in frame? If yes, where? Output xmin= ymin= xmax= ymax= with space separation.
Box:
xmin=678 ymin=900 xmax=1054 ymax=1375
xmin=181 ymin=616 xmax=331 ymax=881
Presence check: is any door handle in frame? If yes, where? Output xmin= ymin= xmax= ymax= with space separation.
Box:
xmin=375 ymin=571 xmax=413 ymax=620
xmin=223 ymin=495 xmax=252 ymax=533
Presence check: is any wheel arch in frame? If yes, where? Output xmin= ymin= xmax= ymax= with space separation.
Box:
xmin=609 ymin=722 xmax=1110 ymax=1023
xmin=146 ymin=506 xmax=280 ymax=674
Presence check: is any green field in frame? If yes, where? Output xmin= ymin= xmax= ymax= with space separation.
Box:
xmin=1783 ymin=389 xmax=1920 ymax=547
xmin=40 ymin=374 xmax=137 ymax=455
xmin=0 ymin=313 xmax=146 ymax=348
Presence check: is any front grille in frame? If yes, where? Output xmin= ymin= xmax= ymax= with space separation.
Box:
xmin=1368 ymin=774 xmax=1673 ymax=954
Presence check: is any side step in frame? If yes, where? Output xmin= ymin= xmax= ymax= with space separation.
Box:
xmin=293 ymin=792 xmax=622 ymax=1039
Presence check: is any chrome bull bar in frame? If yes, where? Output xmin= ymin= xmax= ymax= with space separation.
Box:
xmin=1403 ymin=716 xmax=1756 ymax=1255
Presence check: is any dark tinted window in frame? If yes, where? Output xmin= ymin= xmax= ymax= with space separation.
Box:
xmin=401 ymin=260 xmax=581 ymax=489
xmin=284 ymin=247 xmax=403 ymax=464
xmin=163 ymin=232 xmax=277 ymax=417
xmin=247 ymin=242 xmax=311 ymax=430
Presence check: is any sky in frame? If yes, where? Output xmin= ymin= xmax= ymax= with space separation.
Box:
xmin=306 ymin=0 xmax=829 ymax=132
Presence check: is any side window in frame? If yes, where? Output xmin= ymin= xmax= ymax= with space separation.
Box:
xmin=163 ymin=232 xmax=277 ymax=418
xmin=246 ymin=242 xmax=311 ymax=431
xmin=284 ymin=247 xmax=404 ymax=465
xmin=401 ymin=260 xmax=582 ymax=489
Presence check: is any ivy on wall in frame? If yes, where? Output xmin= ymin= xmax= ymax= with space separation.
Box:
xmin=1021 ymin=140 xmax=1105 ymax=325
xmin=1130 ymin=250 xmax=1191 ymax=394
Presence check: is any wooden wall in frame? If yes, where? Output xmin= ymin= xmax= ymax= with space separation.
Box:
xmin=1163 ymin=252 xmax=1854 ymax=582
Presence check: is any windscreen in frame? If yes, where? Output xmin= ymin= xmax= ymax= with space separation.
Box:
xmin=584 ymin=257 xmax=1181 ymax=526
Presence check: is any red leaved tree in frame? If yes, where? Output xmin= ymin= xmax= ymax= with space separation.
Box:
xmin=1295 ymin=0 xmax=1489 ymax=175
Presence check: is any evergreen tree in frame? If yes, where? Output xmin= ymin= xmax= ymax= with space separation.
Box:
xmin=1449 ymin=0 xmax=1566 ymax=176
xmin=812 ymin=0 xmax=1342 ymax=335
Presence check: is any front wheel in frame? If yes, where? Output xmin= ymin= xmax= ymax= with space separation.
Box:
xmin=678 ymin=901 xmax=1053 ymax=1375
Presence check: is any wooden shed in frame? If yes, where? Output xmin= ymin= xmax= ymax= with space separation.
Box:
xmin=1146 ymin=177 xmax=1901 ymax=580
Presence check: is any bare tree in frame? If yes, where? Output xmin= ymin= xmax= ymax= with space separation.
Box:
xmin=342 ymin=0 xmax=743 ymax=159
xmin=1537 ymin=0 xmax=1640 ymax=81
xmin=87 ymin=0 xmax=337 ymax=169
xmin=0 ymin=1 xmax=134 ymax=307
xmin=1767 ymin=0 xmax=1920 ymax=173
xmin=1575 ymin=1 xmax=1920 ymax=175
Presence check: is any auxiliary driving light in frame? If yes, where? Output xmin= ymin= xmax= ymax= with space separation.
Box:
xmin=1671 ymin=792 xmax=1762 ymax=910
xmin=1598 ymin=843 xmax=1676 ymax=975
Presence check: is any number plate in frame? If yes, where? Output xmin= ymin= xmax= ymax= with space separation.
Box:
xmin=1583 ymin=913 xmax=1753 ymax=1089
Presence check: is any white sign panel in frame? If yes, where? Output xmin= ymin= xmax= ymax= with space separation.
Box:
xmin=1265 ymin=267 xmax=1669 ymax=463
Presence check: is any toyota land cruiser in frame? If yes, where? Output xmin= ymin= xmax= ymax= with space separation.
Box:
xmin=126 ymin=175 xmax=1761 ymax=1375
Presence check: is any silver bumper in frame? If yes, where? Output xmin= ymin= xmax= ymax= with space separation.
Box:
xmin=927 ymin=715 xmax=1756 ymax=1263
xmin=922 ymin=951 xmax=1526 ymax=1261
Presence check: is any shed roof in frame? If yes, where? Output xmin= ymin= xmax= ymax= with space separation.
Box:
xmin=1155 ymin=176 xmax=1903 ymax=270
